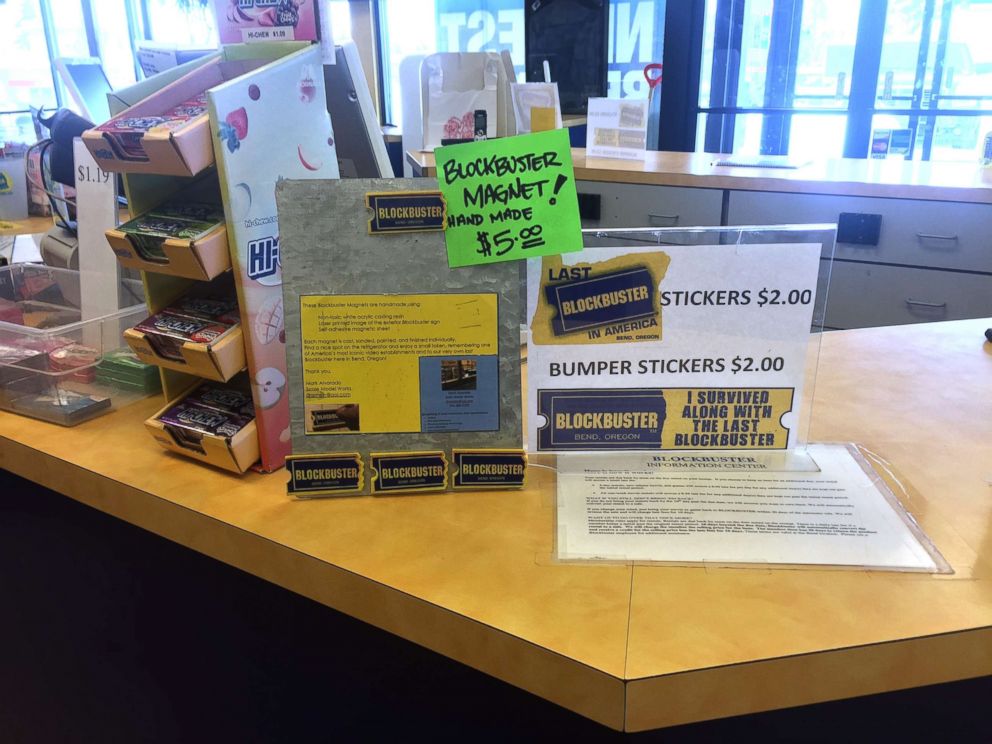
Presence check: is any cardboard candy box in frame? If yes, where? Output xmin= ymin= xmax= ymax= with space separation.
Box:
xmin=145 ymin=376 xmax=259 ymax=473
xmin=105 ymin=199 xmax=230 ymax=281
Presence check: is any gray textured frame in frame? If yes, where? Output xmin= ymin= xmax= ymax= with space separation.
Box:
xmin=277 ymin=178 xmax=523 ymax=493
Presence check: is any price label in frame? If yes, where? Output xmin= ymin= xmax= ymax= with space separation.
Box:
xmin=435 ymin=129 xmax=583 ymax=268
xmin=76 ymin=164 xmax=113 ymax=185
xmin=756 ymin=288 xmax=813 ymax=307
xmin=731 ymin=356 xmax=786 ymax=374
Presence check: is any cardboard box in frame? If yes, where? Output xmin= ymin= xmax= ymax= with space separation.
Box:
xmin=145 ymin=391 xmax=259 ymax=473
xmin=124 ymin=322 xmax=246 ymax=382
xmin=83 ymin=56 xmax=266 ymax=176
xmin=105 ymin=220 xmax=230 ymax=281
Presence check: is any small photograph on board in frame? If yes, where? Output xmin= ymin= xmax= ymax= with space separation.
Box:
xmin=306 ymin=403 xmax=360 ymax=433
xmin=441 ymin=358 xmax=478 ymax=391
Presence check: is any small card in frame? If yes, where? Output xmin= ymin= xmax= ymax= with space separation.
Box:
xmin=366 ymin=191 xmax=446 ymax=233
xmin=451 ymin=449 xmax=527 ymax=489
xmin=435 ymin=129 xmax=583 ymax=268
xmin=287 ymin=453 xmax=364 ymax=497
xmin=510 ymin=82 xmax=562 ymax=134
xmin=371 ymin=451 xmax=448 ymax=494
xmin=586 ymin=98 xmax=649 ymax=161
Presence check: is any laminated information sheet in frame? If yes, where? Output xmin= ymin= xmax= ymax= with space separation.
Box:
xmin=299 ymin=293 xmax=500 ymax=435
xmin=527 ymin=242 xmax=821 ymax=452
xmin=555 ymin=444 xmax=946 ymax=571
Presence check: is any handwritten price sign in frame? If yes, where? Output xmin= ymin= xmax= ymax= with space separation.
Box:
xmin=435 ymin=129 xmax=584 ymax=268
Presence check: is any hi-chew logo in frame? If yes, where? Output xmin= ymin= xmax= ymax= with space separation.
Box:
xmin=247 ymin=235 xmax=279 ymax=280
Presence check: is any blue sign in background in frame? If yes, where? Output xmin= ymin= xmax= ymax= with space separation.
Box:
xmin=435 ymin=0 xmax=665 ymax=98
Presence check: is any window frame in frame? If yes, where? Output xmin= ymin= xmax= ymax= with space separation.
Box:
xmin=685 ymin=0 xmax=992 ymax=160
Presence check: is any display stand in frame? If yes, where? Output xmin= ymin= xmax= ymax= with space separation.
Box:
xmin=102 ymin=42 xmax=339 ymax=471
xmin=528 ymin=225 xmax=839 ymax=473
xmin=528 ymin=226 xmax=947 ymax=572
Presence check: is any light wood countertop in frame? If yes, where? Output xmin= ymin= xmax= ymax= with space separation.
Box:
xmin=0 ymin=215 xmax=54 ymax=236
xmin=2 ymin=318 xmax=991 ymax=731
xmin=407 ymin=148 xmax=992 ymax=204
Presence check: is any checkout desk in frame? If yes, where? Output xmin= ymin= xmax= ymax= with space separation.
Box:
xmin=1 ymin=318 xmax=990 ymax=732
xmin=409 ymin=149 xmax=992 ymax=330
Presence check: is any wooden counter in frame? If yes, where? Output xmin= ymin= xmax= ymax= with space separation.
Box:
xmin=407 ymin=148 xmax=992 ymax=204
xmin=2 ymin=318 xmax=991 ymax=731
xmin=0 ymin=214 xmax=54 ymax=236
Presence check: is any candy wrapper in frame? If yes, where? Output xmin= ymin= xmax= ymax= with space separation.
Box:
xmin=159 ymin=400 xmax=253 ymax=454
xmin=95 ymin=93 xmax=210 ymax=162
xmin=117 ymin=200 xmax=224 ymax=263
xmin=167 ymin=295 xmax=240 ymax=326
xmin=185 ymin=380 xmax=255 ymax=417
xmin=48 ymin=342 xmax=100 ymax=383
xmin=133 ymin=311 xmax=236 ymax=361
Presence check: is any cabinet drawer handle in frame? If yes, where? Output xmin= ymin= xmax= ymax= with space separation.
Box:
xmin=648 ymin=213 xmax=679 ymax=226
xmin=905 ymin=298 xmax=947 ymax=309
xmin=915 ymin=232 xmax=958 ymax=243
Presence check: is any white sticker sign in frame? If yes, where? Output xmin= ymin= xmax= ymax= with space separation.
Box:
xmin=585 ymin=97 xmax=649 ymax=161
xmin=526 ymin=241 xmax=823 ymax=453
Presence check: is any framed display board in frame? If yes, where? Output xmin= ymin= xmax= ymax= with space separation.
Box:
xmin=277 ymin=178 xmax=524 ymax=496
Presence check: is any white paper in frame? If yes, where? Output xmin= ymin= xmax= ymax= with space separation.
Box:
xmin=421 ymin=53 xmax=501 ymax=149
xmin=586 ymin=97 xmax=649 ymax=161
xmin=510 ymin=82 xmax=562 ymax=133
xmin=136 ymin=46 xmax=177 ymax=77
xmin=556 ymin=444 xmax=940 ymax=571
xmin=527 ymin=243 xmax=822 ymax=453
xmin=73 ymin=138 xmax=121 ymax=343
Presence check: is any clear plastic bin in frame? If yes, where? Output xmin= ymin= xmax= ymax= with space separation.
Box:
xmin=0 ymin=264 xmax=157 ymax=425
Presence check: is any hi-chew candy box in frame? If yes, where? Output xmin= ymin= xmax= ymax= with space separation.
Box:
xmin=118 ymin=213 xmax=220 ymax=262
xmin=185 ymin=381 xmax=255 ymax=417
xmin=94 ymin=93 xmax=210 ymax=162
xmin=114 ymin=199 xmax=225 ymax=263
xmin=133 ymin=311 xmax=235 ymax=361
xmin=167 ymin=295 xmax=241 ymax=326
xmin=159 ymin=399 xmax=253 ymax=440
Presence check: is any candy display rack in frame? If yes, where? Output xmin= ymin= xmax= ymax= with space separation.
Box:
xmin=102 ymin=42 xmax=339 ymax=472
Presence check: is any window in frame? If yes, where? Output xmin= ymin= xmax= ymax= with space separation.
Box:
xmin=696 ymin=0 xmax=992 ymax=161
xmin=378 ymin=0 xmax=665 ymax=126
xmin=93 ymin=0 xmax=139 ymax=90
xmin=144 ymin=0 xmax=219 ymax=48
xmin=1 ymin=1 xmax=60 ymax=142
